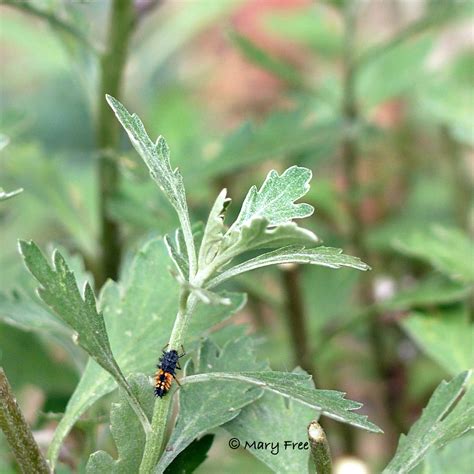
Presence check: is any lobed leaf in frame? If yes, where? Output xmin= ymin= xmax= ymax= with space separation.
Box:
xmin=198 ymin=189 xmax=231 ymax=268
xmin=207 ymin=245 xmax=370 ymax=289
xmin=19 ymin=241 xmax=151 ymax=460
xmin=182 ymin=371 xmax=382 ymax=433
xmin=221 ymin=218 xmax=318 ymax=261
xmin=19 ymin=241 xmax=124 ymax=386
xmin=224 ymin=369 xmax=318 ymax=474
xmin=230 ymin=166 xmax=314 ymax=231
xmin=45 ymin=238 xmax=246 ymax=468
xmin=106 ymin=95 xmax=187 ymax=217
xmin=106 ymin=95 xmax=196 ymax=274
xmin=383 ymin=371 xmax=473 ymax=474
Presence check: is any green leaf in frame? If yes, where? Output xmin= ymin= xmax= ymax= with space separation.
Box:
xmin=264 ymin=7 xmax=343 ymax=57
xmin=164 ymin=230 xmax=189 ymax=281
xmin=230 ymin=166 xmax=314 ymax=231
xmin=86 ymin=374 xmax=154 ymax=474
xmin=183 ymin=371 xmax=382 ymax=433
xmin=188 ymin=108 xmax=340 ymax=181
xmin=401 ymin=307 xmax=473 ymax=377
xmin=223 ymin=218 xmax=318 ymax=259
xmin=394 ymin=226 xmax=474 ymax=284
xmin=224 ymin=370 xmax=317 ymax=474
xmin=46 ymin=238 xmax=245 ymax=468
xmin=155 ymin=338 xmax=267 ymax=472
xmin=383 ymin=371 xmax=473 ymax=474
xmin=19 ymin=241 xmax=151 ymax=447
xmin=415 ymin=434 xmax=474 ymax=474
xmin=381 ymin=276 xmax=471 ymax=311
xmin=164 ymin=434 xmax=214 ymax=474
xmin=0 ymin=290 xmax=84 ymax=373
xmin=106 ymin=95 xmax=196 ymax=274
xmin=19 ymin=241 xmax=127 ymax=389
xmin=0 ymin=289 xmax=71 ymax=339
xmin=357 ymin=36 xmax=433 ymax=109
xmin=228 ymin=30 xmax=305 ymax=88
xmin=207 ymin=245 xmax=370 ymax=289
xmin=198 ymin=189 xmax=230 ymax=268
xmin=106 ymin=95 xmax=187 ymax=218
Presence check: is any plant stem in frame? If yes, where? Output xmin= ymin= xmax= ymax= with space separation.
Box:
xmin=96 ymin=0 xmax=135 ymax=286
xmin=308 ymin=421 xmax=332 ymax=474
xmin=139 ymin=289 xmax=198 ymax=474
xmin=341 ymin=0 xmax=400 ymax=448
xmin=0 ymin=368 xmax=50 ymax=474
xmin=281 ymin=266 xmax=315 ymax=377
xmin=440 ymin=126 xmax=471 ymax=230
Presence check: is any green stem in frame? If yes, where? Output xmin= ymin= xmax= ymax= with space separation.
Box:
xmin=139 ymin=289 xmax=198 ymax=474
xmin=96 ymin=0 xmax=135 ymax=286
xmin=308 ymin=421 xmax=332 ymax=474
xmin=0 ymin=368 xmax=50 ymax=474
xmin=340 ymin=0 xmax=401 ymax=448
xmin=281 ymin=266 xmax=315 ymax=378
xmin=440 ymin=126 xmax=471 ymax=230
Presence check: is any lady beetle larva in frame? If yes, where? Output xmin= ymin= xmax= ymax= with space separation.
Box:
xmin=154 ymin=346 xmax=185 ymax=398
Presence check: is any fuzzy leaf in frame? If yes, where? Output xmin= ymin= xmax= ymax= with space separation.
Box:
xmin=183 ymin=371 xmax=382 ymax=433
xmin=401 ymin=307 xmax=473 ymax=377
xmin=106 ymin=95 xmax=188 ymax=217
xmin=198 ymin=189 xmax=230 ymax=268
xmin=415 ymin=434 xmax=474 ymax=474
xmin=230 ymin=166 xmax=314 ymax=231
xmin=19 ymin=241 xmax=128 ymax=390
xmin=207 ymin=245 xmax=370 ymax=288
xmin=164 ymin=230 xmax=189 ymax=281
xmin=222 ymin=218 xmax=318 ymax=259
xmin=45 ymin=239 xmax=246 ymax=468
xmin=86 ymin=374 xmax=154 ymax=474
xmin=383 ymin=371 xmax=473 ymax=474
xmin=394 ymin=226 xmax=474 ymax=284
xmin=155 ymin=338 xmax=267 ymax=472
xmin=224 ymin=369 xmax=317 ymax=474
xmin=107 ymin=95 xmax=196 ymax=272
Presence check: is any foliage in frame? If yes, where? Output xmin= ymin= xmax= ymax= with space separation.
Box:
xmin=0 ymin=1 xmax=472 ymax=473
xmin=383 ymin=371 xmax=473 ymax=474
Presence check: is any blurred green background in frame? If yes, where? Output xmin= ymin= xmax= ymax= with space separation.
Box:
xmin=0 ymin=0 xmax=473 ymax=472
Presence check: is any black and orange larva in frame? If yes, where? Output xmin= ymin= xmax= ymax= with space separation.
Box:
xmin=154 ymin=346 xmax=185 ymax=398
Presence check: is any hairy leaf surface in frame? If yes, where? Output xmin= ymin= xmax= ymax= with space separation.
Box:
xmin=383 ymin=371 xmax=473 ymax=473
xmin=155 ymin=338 xmax=267 ymax=472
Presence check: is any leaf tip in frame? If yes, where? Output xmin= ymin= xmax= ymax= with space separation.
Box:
xmin=17 ymin=239 xmax=31 ymax=256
